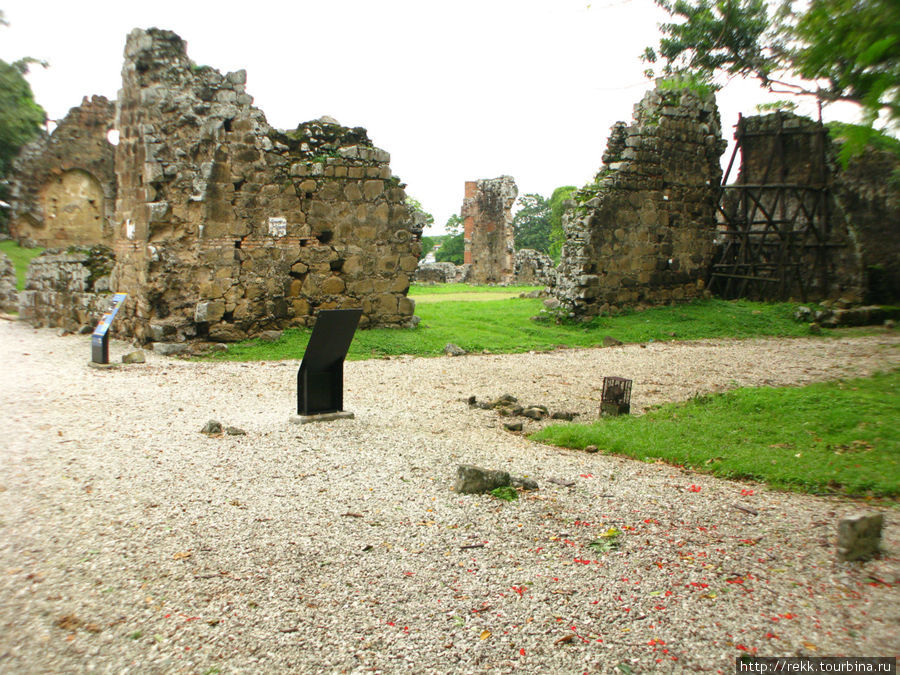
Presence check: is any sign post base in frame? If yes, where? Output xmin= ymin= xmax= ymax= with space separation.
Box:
xmin=289 ymin=411 xmax=355 ymax=425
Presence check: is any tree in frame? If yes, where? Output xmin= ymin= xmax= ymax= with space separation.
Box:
xmin=405 ymin=195 xmax=434 ymax=230
xmin=434 ymin=214 xmax=464 ymax=265
xmin=643 ymin=0 xmax=900 ymax=127
xmin=548 ymin=185 xmax=576 ymax=263
xmin=512 ymin=193 xmax=551 ymax=254
xmin=0 ymin=12 xmax=47 ymax=230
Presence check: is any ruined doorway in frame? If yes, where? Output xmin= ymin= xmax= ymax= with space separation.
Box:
xmin=708 ymin=113 xmax=855 ymax=302
xmin=39 ymin=169 xmax=106 ymax=246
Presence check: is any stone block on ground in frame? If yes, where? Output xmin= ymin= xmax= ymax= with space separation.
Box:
xmin=837 ymin=513 xmax=883 ymax=561
xmin=455 ymin=464 xmax=511 ymax=494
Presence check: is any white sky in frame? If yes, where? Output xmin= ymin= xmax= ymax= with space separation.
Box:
xmin=1 ymin=0 xmax=862 ymax=232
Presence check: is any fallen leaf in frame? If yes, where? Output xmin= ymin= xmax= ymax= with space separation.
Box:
xmin=173 ymin=551 xmax=192 ymax=560
xmin=480 ymin=630 xmax=492 ymax=640
xmin=555 ymin=634 xmax=575 ymax=645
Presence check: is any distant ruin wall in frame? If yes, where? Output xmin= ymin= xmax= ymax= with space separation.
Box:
xmin=515 ymin=249 xmax=556 ymax=286
xmin=554 ymin=86 xmax=725 ymax=316
xmin=462 ymin=176 xmax=517 ymax=285
xmin=8 ymin=96 xmax=117 ymax=248
xmin=109 ymin=28 xmax=419 ymax=343
xmin=18 ymin=246 xmax=114 ymax=331
xmin=0 ymin=252 xmax=17 ymax=313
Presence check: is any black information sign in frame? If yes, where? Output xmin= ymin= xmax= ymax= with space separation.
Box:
xmin=296 ymin=308 xmax=362 ymax=415
xmin=91 ymin=293 xmax=128 ymax=364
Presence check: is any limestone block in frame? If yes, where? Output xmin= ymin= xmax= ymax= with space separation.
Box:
xmin=291 ymin=298 xmax=310 ymax=316
xmin=399 ymin=255 xmax=419 ymax=273
xmin=363 ymin=180 xmax=384 ymax=200
xmin=375 ymin=293 xmax=398 ymax=314
xmin=321 ymin=276 xmax=346 ymax=294
xmin=343 ymin=183 xmax=363 ymax=201
xmin=838 ymin=513 xmax=883 ymax=561
xmin=398 ymin=295 xmax=415 ymax=316
xmin=195 ymin=300 xmax=225 ymax=323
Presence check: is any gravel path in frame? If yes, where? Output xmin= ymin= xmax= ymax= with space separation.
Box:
xmin=1 ymin=321 xmax=898 ymax=674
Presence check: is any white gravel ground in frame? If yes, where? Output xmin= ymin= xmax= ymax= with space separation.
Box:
xmin=1 ymin=321 xmax=898 ymax=674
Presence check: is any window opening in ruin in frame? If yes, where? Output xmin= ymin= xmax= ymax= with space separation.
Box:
xmin=330 ymin=258 xmax=344 ymax=272
xmin=316 ymin=231 xmax=333 ymax=245
xmin=223 ymin=118 xmax=233 ymax=132
xmin=233 ymin=179 xmax=245 ymax=192
xmin=234 ymin=239 xmax=242 ymax=249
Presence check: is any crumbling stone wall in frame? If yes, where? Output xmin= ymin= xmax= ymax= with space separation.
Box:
xmin=110 ymin=28 xmax=419 ymax=343
xmin=18 ymin=246 xmax=114 ymax=331
xmin=414 ymin=262 xmax=468 ymax=284
xmin=0 ymin=252 xmax=17 ymax=313
xmin=722 ymin=113 xmax=864 ymax=301
xmin=554 ymin=86 xmax=725 ymax=316
xmin=834 ymin=148 xmax=900 ymax=303
xmin=514 ymin=249 xmax=556 ymax=286
xmin=462 ymin=176 xmax=517 ymax=285
xmin=8 ymin=96 xmax=116 ymax=247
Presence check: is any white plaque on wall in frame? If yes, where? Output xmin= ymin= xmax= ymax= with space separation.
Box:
xmin=268 ymin=216 xmax=287 ymax=237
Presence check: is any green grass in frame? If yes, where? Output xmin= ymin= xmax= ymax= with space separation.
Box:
xmin=531 ymin=371 xmax=900 ymax=497
xmin=0 ymin=240 xmax=43 ymax=290
xmin=409 ymin=283 xmax=542 ymax=296
xmin=202 ymin=296 xmax=836 ymax=362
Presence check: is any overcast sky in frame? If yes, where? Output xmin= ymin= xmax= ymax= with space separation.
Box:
xmin=1 ymin=0 xmax=860 ymax=232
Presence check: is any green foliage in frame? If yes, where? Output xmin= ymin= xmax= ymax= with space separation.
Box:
xmin=202 ymin=297 xmax=837 ymax=362
xmin=548 ymin=186 xmax=576 ymax=263
xmin=490 ymin=486 xmax=518 ymax=501
xmin=0 ymin=239 xmax=44 ymax=291
xmin=755 ymin=100 xmax=799 ymax=114
xmin=588 ymin=527 xmax=623 ymax=553
xmin=656 ymin=72 xmax=717 ymax=98
xmin=434 ymin=215 xmax=464 ymax=264
xmin=419 ymin=235 xmax=446 ymax=260
xmin=406 ymin=196 xmax=434 ymax=229
xmin=827 ymin=121 xmax=900 ymax=167
xmin=532 ymin=370 xmax=900 ymax=497
xmin=645 ymin=0 xmax=900 ymax=127
xmin=512 ymin=193 xmax=552 ymax=254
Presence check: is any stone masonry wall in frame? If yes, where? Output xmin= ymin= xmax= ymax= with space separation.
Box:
xmin=0 ymin=251 xmax=18 ymax=313
xmin=514 ymin=249 xmax=556 ymax=286
xmin=8 ymin=96 xmax=116 ymax=248
xmin=834 ymin=148 xmax=900 ymax=303
xmin=110 ymin=28 xmax=419 ymax=343
xmin=18 ymin=246 xmax=114 ymax=331
xmin=462 ymin=176 xmax=517 ymax=285
xmin=554 ymin=85 xmax=726 ymax=317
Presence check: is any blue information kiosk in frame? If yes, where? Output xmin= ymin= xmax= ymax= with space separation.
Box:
xmin=91 ymin=293 xmax=128 ymax=365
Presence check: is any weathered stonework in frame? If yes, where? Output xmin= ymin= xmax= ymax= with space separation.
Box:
xmin=0 ymin=252 xmax=18 ymax=313
xmin=462 ymin=176 xmax=517 ymax=285
xmin=108 ymin=28 xmax=419 ymax=342
xmin=414 ymin=261 xmax=468 ymax=284
xmin=8 ymin=96 xmax=117 ymax=248
xmin=554 ymin=86 xmax=726 ymax=316
xmin=18 ymin=246 xmax=114 ymax=331
xmin=515 ymin=249 xmax=556 ymax=286
xmin=835 ymin=148 xmax=900 ymax=303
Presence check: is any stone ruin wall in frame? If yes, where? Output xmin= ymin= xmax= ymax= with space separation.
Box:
xmin=0 ymin=252 xmax=17 ymax=313
xmin=514 ymin=249 xmax=556 ymax=286
xmin=10 ymin=28 xmax=420 ymax=342
xmin=554 ymin=86 xmax=726 ymax=316
xmin=8 ymin=96 xmax=117 ymax=248
xmin=108 ymin=28 xmax=420 ymax=343
xmin=462 ymin=176 xmax=517 ymax=285
xmin=833 ymin=148 xmax=900 ymax=303
xmin=726 ymin=113 xmax=865 ymax=302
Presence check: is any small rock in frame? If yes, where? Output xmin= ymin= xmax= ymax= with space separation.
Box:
xmin=444 ymin=343 xmax=467 ymax=357
xmin=152 ymin=342 xmax=190 ymax=356
xmin=78 ymin=325 xmax=93 ymax=334
xmin=201 ymin=420 xmax=223 ymax=435
xmin=511 ymin=475 xmax=539 ymax=491
xmin=258 ymin=330 xmax=283 ymax=343
xmin=504 ymin=421 xmax=523 ymax=432
xmin=585 ymin=445 xmax=599 ymax=453
xmin=122 ymin=350 xmax=146 ymax=364
xmin=522 ymin=406 xmax=548 ymax=420
xmin=808 ymin=322 xmax=822 ymax=334
xmin=602 ymin=335 xmax=623 ymax=347
xmin=209 ymin=343 xmax=229 ymax=352
xmin=837 ymin=513 xmax=883 ymax=561
xmin=885 ymin=319 xmax=895 ymax=330
xmin=454 ymin=464 xmax=510 ymax=494
xmin=794 ymin=305 xmax=812 ymax=322
xmin=543 ymin=297 xmax=561 ymax=310
xmin=225 ymin=426 xmax=247 ymax=436
xmin=551 ymin=411 xmax=577 ymax=421
xmin=490 ymin=394 xmax=518 ymax=408
xmin=467 ymin=395 xmax=478 ymax=407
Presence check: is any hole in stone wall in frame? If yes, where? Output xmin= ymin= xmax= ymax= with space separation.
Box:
xmin=222 ymin=310 xmax=234 ymax=322
xmin=233 ymin=179 xmax=245 ymax=192
xmin=330 ymin=258 xmax=344 ymax=272
xmin=316 ymin=231 xmax=333 ymax=245
xmin=234 ymin=240 xmax=242 ymax=249
xmin=223 ymin=118 xmax=233 ymax=132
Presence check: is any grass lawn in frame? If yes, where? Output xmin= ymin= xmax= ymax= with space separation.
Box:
xmin=203 ymin=291 xmax=836 ymax=362
xmin=531 ymin=370 xmax=900 ymax=497
xmin=0 ymin=240 xmax=43 ymax=290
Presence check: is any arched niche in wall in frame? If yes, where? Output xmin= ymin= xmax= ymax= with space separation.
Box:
xmin=38 ymin=169 xmax=106 ymax=246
